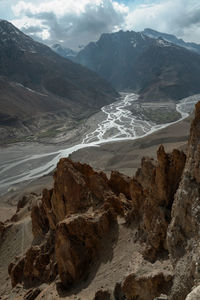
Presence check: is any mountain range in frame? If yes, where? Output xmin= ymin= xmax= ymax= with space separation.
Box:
xmin=51 ymin=43 xmax=77 ymax=59
xmin=75 ymin=30 xmax=200 ymax=102
xmin=142 ymin=28 xmax=200 ymax=54
xmin=2 ymin=21 xmax=200 ymax=144
xmin=0 ymin=20 xmax=118 ymax=143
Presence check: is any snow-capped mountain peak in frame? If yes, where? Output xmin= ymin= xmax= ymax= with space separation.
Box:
xmin=0 ymin=20 xmax=50 ymax=54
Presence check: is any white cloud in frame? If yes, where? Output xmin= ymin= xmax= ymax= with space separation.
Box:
xmin=124 ymin=0 xmax=200 ymax=43
xmin=12 ymin=0 xmax=104 ymax=17
xmin=11 ymin=0 xmax=128 ymax=49
xmin=10 ymin=0 xmax=200 ymax=48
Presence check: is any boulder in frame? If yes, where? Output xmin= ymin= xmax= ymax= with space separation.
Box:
xmin=55 ymin=209 xmax=116 ymax=287
xmin=122 ymin=270 xmax=173 ymax=300
xmin=42 ymin=159 xmax=112 ymax=229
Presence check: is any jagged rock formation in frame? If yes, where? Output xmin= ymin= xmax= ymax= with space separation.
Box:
xmin=8 ymin=159 xmax=122 ymax=289
xmin=7 ymin=147 xmax=184 ymax=298
xmin=5 ymin=101 xmax=200 ymax=299
xmin=9 ymin=232 xmax=57 ymax=288
xmin=55 ymin=210 xmax=116 ymax=287
xmin=129 ymin=146 xmax=186 ymax=260
xmin=166 ymin=102 xmax=200 ymax=299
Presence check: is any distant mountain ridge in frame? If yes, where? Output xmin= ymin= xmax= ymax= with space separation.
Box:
xmin=0 ymin=20 xmax=118 ymax=143
xmin=75 ymin=30 xmax=200 ymax=102
xmin=51 ymin=43 xmax=77 ymax=60
xmin=142 ymin=28 xmax=200 ymax=54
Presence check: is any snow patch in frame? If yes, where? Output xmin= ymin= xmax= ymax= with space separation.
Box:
xmin=15 ymin=83 xmax=47 ymax=97
xmin=130 ymin=40 xmax=137 ymax=47
xmin=157 ymin=39 xmax=171 ymax=47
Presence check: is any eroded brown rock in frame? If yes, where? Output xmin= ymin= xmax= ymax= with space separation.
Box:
xmin=31 ymin=200 xmax=49 ymax=241
xmin=122 ymin=270 xmax=173 ymax=300
xmin=166 ymin=101 xmax=200 ymax=299
xmin=109 ymin=171 xmax=131 ymax=199
xmin=8 ymin=257 xmax=25 ymax=288
xmin=9 ymin=106 xmax=200 ymax=300
xmin=9 ymin=232 xmax=57 ymax=288
xmin=42 ymin=159 xmax=113 ymax=230
xmin=130 ymin=145 xmax=186 ymax=259
xmin=8 ymin=158 xmax=132 ymax=292
xmin=55 ymin=209 xmax=116 ymax=287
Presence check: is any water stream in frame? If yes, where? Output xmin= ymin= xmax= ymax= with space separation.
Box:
xmin=0 ymin=93 xmax=199 ymax=194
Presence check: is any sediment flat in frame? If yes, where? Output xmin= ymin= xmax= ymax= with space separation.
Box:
xmin=70 ymin=117 xmax=190 ymax=176
xmin=0 ymin=115 xmax=191 ymax=222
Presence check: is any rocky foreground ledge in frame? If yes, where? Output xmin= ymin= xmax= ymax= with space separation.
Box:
xmin=1 ymin=103 xmax=200 ymax=299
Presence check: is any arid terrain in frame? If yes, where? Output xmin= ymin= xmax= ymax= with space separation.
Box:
xmin=0 ymin=115 xmax=190 ymax=223
xmin=0 ymin=109 xmax=195 ymax=300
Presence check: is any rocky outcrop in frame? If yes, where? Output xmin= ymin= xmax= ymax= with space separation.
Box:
xmin=8 ymin=102 xmax=200 ymax=299
xmin=11 ymin=193 xmax=39 ymax=223
xmin=31 ymin=200 xmax=49 ymax=241
xmin=166 ymin=102 xmax=200 ymax=299
xmin=0 ymin=221 xmax=5 ymax=239
xmin=122 ymin=270 xmax=173 ymax=300
xmin=42 ymin=159 xmax=113 ymax=230
xmin=109 ymin=171 xmax=131 ymax=199
xmin=55 ymin=209 xmax=116 ymax=287
xmin=9 ymin=232 xmax=56 ymax=288
xmin=7 ymin=145 xmax=187 ymax=296
xmin=8 ymin=159 xmax=125 ymax=290
xmin=130 ymin=146 xmax=186 ymax=259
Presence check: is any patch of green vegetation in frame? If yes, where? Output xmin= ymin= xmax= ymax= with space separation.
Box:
xmin=142 ymin=108 xmax=181 ymax=124
xmin=37 ymin=128 xmax=60 ymax=138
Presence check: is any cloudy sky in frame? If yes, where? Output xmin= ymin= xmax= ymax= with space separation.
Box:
xmin=0 ymin=0 xmax=200 ymax=49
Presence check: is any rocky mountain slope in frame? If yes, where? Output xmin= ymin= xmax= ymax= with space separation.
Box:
xmin=1 ymin=101 xmax=200 ymax=299
xmin=142 ymin=28 xmax=200 ymax=54
xmin=75 ymin=30 xmax=200 ymax=102
xmin=0 ymin=20 xmax=118 ymax=143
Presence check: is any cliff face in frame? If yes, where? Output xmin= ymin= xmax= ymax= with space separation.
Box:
xmin=167 ymin=102 xmax=200 ymax=299
xmin=131 ymin=146 xmax=186 ymax=260
xmin=6 ymin=101 xmax=200 ymax=299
